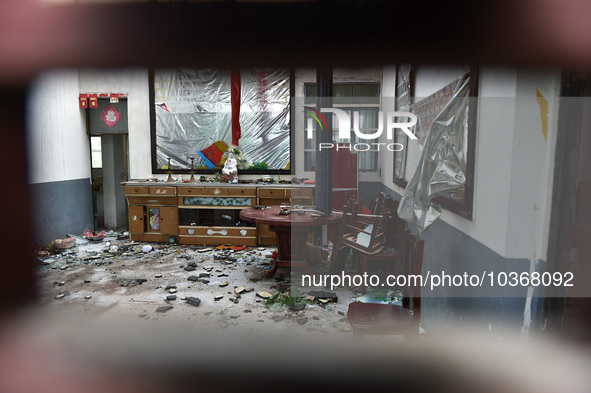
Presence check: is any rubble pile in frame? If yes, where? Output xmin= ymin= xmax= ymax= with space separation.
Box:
xmin=34 ymin=231 xmax=358 ymax=335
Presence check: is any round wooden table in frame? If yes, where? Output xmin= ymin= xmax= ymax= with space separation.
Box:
xmin=240 ymin=206 xmax=343 ymax=278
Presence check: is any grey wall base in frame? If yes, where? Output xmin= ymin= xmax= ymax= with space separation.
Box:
xmin=358 ymin=181 xmax=545 ymax=336
xmin=29 ymin=178 xmax=94 ymax=246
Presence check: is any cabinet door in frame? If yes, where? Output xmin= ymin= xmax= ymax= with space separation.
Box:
xmin=159 ymin=206 xmax=179 ymax=235
xmin=129 ymin=205 xmax=145 ymax=233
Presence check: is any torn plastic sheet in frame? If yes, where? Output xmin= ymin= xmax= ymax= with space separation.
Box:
xmin=397 ymin=76 xmax=471 ymax=233
xmin=154 ymin=68 xmax=290 ymax=170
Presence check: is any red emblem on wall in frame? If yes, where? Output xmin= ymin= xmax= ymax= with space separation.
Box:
xmin=89 ymin=93 xmax=98 ymax=108
xmin=100 ymin=105 xmax=122 ymax=128
xmin=79 ymin=94 xmax=88 ymax=108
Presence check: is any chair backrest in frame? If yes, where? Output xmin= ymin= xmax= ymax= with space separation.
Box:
xmin=342 ymin=193 xmax=387 ymax=254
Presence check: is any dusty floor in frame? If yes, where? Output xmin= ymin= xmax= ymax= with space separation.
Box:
xmin=34 ymin=236 xmax=360 ymax=336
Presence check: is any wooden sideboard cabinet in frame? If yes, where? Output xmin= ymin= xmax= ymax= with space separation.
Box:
xmin=123 ymin=183 xmax=314 ymax=246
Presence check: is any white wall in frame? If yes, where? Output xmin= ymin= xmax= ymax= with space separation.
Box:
xmin=379 ymin=66 xmax=561 ymax=260
xmin=27 ymin=68 xmax=91 ymax=184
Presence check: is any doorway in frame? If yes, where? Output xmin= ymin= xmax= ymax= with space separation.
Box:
xmin=88 ymin=98 xmax=129 ymax=230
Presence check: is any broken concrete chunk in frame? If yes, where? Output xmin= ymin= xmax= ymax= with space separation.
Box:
xmin=198 ymin=272 xmax=210 ymax=278
xmin=198 ymin=248 xmax=212 ymax=253
xmin=307 ymin=290 xmax=338 ymax=302
xmin=235 ymin=286 xmax=246 ymax=294
xmin=185 ymin=297 xmax=201 ymax=307
xmin=184 ymin=266 xmax=196 ymax=272
xmin=256 ymin=291 xmax=273 ymax=299
xmin=289 ymin=304 xmax=306 ymax=312
xmin=155 ymin=274 xmax=162 ymax=278
xmin=156 ymin=306 xmax=173 ymax=313
xmin=166 ymin=295 xmax=177 ymax=301
xmin=187 ymin=276 xmax=199 ymax=282
xmin=214 ymin=295 xmax=224 ymax=301
xmin=84 ymin=295 xmax=92 ymax=300
xmin=219 ymin=281 xmax=229 ymax=287
xmin=169 ymin=288 xmax=177 ymax=294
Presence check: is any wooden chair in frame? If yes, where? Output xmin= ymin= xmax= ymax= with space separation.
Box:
xmin=347 ymin=230 xmax=424 ymax=338
xmin=358 ymin=197 xmax=406 ymax=293
xmin=328 ymin=193 xmax=389 ymax=275
xmin=327 ymin=196 xmax=359 ymax=274
xmin=340 ymin=192 xmax=387 ymax=256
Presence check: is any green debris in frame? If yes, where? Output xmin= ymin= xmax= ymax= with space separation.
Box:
xmin=265 ymin=287 xmax=312 ymax=312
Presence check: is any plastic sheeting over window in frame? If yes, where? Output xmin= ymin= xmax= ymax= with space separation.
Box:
xmin=153 ymin=68 xmax=290 ymax=170
xmin=397 ymin=75 xmax=472 ymax=233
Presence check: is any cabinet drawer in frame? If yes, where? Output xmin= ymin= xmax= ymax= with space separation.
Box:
xmin=126 ymin=195 xmax=177 ymax=206
xmin=178 ymin=187 xmax=203 ymax=196
xmin=125 ymin=186 xmax=148 ymax=195
xmin=292 ymin=187 xmax=314 ymax=197
xmin=258 ymin=188 xmax=286 ymax=198
xmin=203 ymin=187 xmax=229 ymax=196
xmin=179 ymin=226 xmax=256 ymax=238
xmin=229 ymin=187 xmax=256 ymax=196
xmin=258 ymin=197 xmax=290 ymax=207
xmin=149 ymin=186 xmax=176 ymax=196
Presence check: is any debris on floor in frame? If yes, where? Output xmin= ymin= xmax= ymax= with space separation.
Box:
xmin=34 ymin=231 xmax=360 ymax=335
